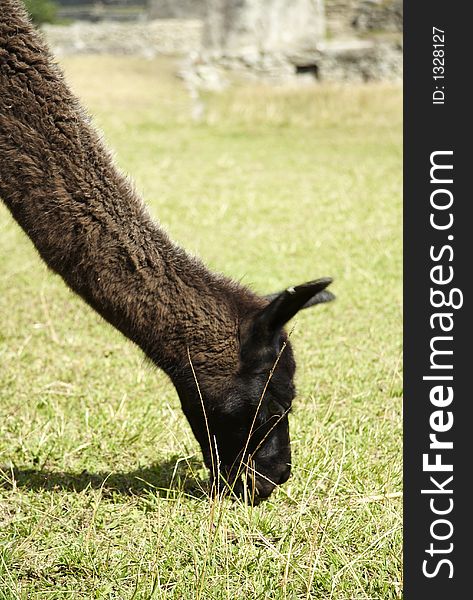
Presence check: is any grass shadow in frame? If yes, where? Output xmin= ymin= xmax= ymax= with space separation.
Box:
xmin=0 ymin=456 xmax=209 ymax=500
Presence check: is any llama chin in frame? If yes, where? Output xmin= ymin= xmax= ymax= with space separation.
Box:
xmin=0 ymin=0 xmax=335 ymax=501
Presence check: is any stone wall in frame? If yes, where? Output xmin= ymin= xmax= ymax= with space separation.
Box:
xmin=190 ymin=0 xmax=401 ymax=86
xmin=147 ymin=0 xmax=207 ymax=19
xmin=325 ymin=0 xmax=402 ymax=37
xmin=318 ymin=38 xmax=402 ymax=81
xmin=182 ymin=37 xmax=402 ymax=90
xmin=42 ymin=0 xmax=402 ymax=82
xmin=41 ymin=19 xmax=203 ymax=56
xmin=352 ymin=0 xmax=403 ymax=33
xmin=325 ymin=0 xmax=358 ymax=37
xmin=203 ymin=0 xmax=325 ymax=54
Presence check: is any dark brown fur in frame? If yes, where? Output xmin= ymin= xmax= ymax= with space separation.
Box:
xmin=0 ymin=0 xmax=334 ymax=499
xmin=0 ymin=0 xmax=257 ymax=376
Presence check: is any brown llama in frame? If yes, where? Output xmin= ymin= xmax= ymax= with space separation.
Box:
xmin=0 ymin=0 xmax=334 ymax=500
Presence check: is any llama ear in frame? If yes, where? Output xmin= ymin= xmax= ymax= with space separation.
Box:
xmin=260 ymin=277 xmax=335 ymax=330
xmin=240 ymin=278 xmax=334 ymax=365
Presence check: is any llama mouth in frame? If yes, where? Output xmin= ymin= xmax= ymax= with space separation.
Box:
xmin=210 ymin=466 xmax=277 ymax=502
xmin=233 ymin=469 xmax=279 ymax=502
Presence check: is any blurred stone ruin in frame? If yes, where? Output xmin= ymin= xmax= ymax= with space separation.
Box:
xmin=43 ymin=0 xmax=403 ymax=87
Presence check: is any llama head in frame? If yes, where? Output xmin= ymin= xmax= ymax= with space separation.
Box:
xmin=175 ymin=277 xmax=334 ymax=502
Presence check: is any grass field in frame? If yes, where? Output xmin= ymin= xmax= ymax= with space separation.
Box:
xmin=0 ymin=57 xmax=402 ymax=599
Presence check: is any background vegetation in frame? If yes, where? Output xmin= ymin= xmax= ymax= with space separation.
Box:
xmin=24 ymin=0 xmax=58 ymax=24
xmin=0 ymin=56 xmax=402 ymax=598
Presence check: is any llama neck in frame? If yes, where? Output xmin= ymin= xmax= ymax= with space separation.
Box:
xmin=0 ymin=1 xmax=255 ymax=377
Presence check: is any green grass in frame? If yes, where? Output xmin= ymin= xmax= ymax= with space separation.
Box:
xmin=0 ymin=56 xmax=402 ymax=599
